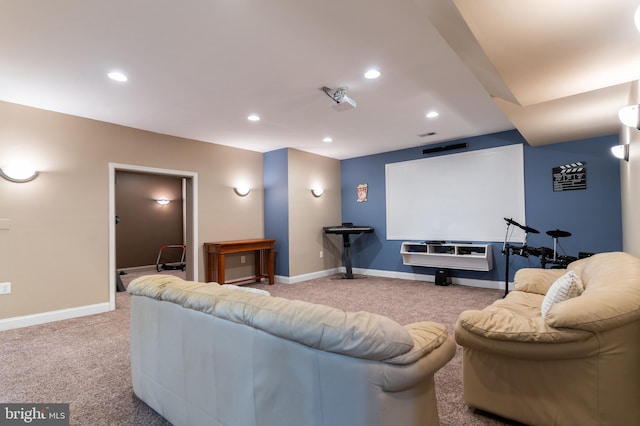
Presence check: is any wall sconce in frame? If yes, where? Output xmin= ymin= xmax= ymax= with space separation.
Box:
xmin=234 ymin=186 xmax=251 ymax=197
xmin=311 ymin=187 xmax=324 ymax=198
xmin=618 ymin=104 xmax=640 ymax=129
xmin=0 ymin=165 xmax=39 ymax=183
xmin=155 ymin=198 xmax=171 ymax=205
xmin=611 ymin=144 xmax=629 ymax=161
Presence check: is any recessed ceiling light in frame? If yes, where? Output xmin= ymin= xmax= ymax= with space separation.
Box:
xmin=322 ymin=137 xmax=333 ymax=143
xmin=107 ymin=71 xmax=128 ymax=82
xmin=247 ymin=114 xmax=260 ymax=121
xmin=426 ymin=111 xmax=439 ymax=118
xmin=364 ymin=69 xmax=381 ymax=79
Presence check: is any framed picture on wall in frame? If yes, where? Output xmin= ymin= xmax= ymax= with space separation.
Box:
xmin=357 ymin=183 xmax=368 ymax=202
xmin=552 ymin=161 xmax=586 ymax=192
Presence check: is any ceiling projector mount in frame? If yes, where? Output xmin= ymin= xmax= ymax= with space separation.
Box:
xmin=320 ymin=86 xmax=357 ymax=111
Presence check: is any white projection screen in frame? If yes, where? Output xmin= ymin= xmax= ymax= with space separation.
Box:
xmin=385 ymin=144 xmax=526 ymax=242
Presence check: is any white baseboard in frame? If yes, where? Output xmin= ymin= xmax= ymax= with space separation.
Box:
xmin=0 ymin=268 xmax=506 ymax=331
xmin=282 ymin=266 xmax=507 ymax=290
xmin=352 ymin=267 xmax=507 ymax=290
xmin=0 ymin=302 xmax=111 ymax=331
xmin=123 ymin=264 xmax=508 ymax=290
xmin=276 ymin=267 xmax=342 ymax=284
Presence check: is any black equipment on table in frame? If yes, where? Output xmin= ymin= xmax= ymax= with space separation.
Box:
xmin=323 ymin=223 xmax=374 ymax=279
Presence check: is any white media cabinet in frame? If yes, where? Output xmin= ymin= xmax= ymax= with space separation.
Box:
xmin=400 ymin=242 xmax=493 ymax=271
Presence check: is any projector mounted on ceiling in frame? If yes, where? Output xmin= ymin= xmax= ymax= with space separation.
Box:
xmin=320 ymin=86 xmax=357 ymax=111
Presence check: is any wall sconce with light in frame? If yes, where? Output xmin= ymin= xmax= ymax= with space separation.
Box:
xmin=234 ymin=186 xmax=251 ymax=197
xmin=311 ymin=187 xmax=324 ymax=198
xmin=618 ymin=104 xmax=640 ymax=129
xmin=0 ymin=164 xmax=39 ymax=183
xmin=611 ymin=144 xmax=629 ymax=161
xmin=155 ymin=198 xmax=171 ymax=205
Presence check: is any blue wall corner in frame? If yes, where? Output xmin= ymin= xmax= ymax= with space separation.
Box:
xmin=264 ymin=148 xmax=290 ymax=276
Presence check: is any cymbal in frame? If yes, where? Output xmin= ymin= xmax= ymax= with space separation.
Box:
xmin=546 ymin=229 xmax=571 ymax=238
xmin=521 ymin=225 xmax=540 ymax=234
xmin=504 ymin=217 xmax=522 ymax=227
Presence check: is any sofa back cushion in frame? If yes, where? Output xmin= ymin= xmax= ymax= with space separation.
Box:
xmin=569 ymin=251 xmax=639 ymax=292
xmin=545 ymin=252 xmax=640 ymax=331
xmin=128 ymin=276 xmax=414 ymax=362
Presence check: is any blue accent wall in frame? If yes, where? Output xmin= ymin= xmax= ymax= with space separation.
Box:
xmin=340 ymin=130 xmax=622 ymax=282
xmin=264 ymin=149 xmax=289 ymax=276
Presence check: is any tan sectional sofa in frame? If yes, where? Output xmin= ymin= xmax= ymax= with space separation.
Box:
xmin=128 ymin=275 xmax=456 ymax=426
xmin=455 ymin=251 xmax=640 ymax=425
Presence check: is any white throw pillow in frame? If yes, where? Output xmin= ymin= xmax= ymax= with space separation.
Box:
xmin=541 ymin=270 xmax=584 ymax=318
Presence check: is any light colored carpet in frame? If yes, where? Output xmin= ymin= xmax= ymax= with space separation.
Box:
xmin=0 ymin=273 xmax=516 ymax=425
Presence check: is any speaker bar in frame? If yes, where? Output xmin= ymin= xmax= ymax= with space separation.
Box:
xmin=422 ymin=142 xmax=467 ymax=155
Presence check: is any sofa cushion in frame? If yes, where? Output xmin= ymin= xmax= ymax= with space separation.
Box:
xmin=513 ymin=268 xmax=566 ymax=295
xmin=129 ymin=275 xmax=415 ymax=362
xmin=127 ymin=274 xmax=206 ymax=298
xmin=456 ymin=291 xmax=591 ymax=343
xmin=541 ymin=270 xmax=584 ymax=318
xmin=223 ymin=284 xmax=271 ymax=296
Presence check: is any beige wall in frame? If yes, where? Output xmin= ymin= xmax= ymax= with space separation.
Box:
xmin=620 ymin=126 xmax=640 ymax=256
xmin=0 ymin=101 xmax=263 ymax=320
xmin=620 ymin=82 xmax=640 ymax=257
xmin=287 ymin=149 xmax=342 ymax=277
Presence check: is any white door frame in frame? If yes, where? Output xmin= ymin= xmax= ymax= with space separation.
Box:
xmin=108 ymin=163 xmax=198 ymax=310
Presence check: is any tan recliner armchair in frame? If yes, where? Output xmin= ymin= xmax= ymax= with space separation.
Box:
xmin=455 ymin=251 xmax=640 ymax=425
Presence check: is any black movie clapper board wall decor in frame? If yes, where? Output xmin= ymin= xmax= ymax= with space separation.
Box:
xmin=552 ymin=161 xmax=586 ymax=192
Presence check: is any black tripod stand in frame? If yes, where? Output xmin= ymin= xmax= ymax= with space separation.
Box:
xmin=502 ymin=218 xmax=539 ymax=297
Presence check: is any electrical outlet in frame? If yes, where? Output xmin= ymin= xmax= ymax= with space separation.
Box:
xmin=240 ymin=256 xmax=246 ymax=264
xmin=320 ymin=251 xmax=323 ymax=258
xmin=0 ymin=282 xmax=11 ymax=295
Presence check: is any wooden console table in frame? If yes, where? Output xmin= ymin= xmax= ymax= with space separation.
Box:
xmin=204 ymin=239 xmax=275 ymax=285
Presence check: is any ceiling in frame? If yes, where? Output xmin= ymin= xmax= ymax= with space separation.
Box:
xmin=1 ymin=0 xmax=638 ymax=160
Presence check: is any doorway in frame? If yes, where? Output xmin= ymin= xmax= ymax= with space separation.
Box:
xmin=108 ymin=163 xmax=198 ymax=310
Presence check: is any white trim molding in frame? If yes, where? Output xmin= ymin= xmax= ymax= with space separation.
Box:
xmin=0 ymin=303 xmax=110 ymax=331
xmin=109 ymin=163 xmax=198 ymax=311
xmin=276 ymin=268 xmax=342 ymax=284
xmin=281 ymin=267 xmax=505 ymax=290
xmin=352 ymin=267 xmax=505 ymax=290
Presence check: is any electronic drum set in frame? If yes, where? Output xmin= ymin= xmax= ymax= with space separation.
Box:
xmin=502 ymin=217 xmax=580 ymax=297
xmin=502 ymin=217 xmax=577 ymax=269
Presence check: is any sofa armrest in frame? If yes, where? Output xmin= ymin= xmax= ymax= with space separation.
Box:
xmin=384 ymin=322 xmax=450 ymax=365
xmin=380 ymin=334 xmax=456 ymax=392
xmin=545 ymin=286 xmax=640 ymax=332
xmin=513 ymin=268 xmax=566 ymax=295
xmin=455 ymin=307 xmax=597 ymax=361
xmin=455 ymin=309 xmax=590 ymax=344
